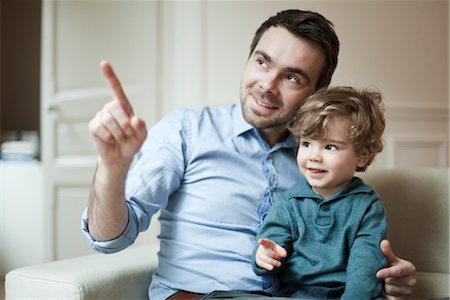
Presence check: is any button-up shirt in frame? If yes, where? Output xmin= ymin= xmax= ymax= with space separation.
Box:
xmin=82 ymin=104 xmax=301 ymax=299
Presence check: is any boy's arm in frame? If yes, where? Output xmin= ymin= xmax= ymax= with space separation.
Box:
xmin=252 ymin=201 xmax=293 ymax=276
xmin=341 ymin=198 xmax=388 ymax=300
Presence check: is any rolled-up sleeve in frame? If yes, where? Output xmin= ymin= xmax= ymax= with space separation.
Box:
xmin=81 ymin=201 xmax=140 ymax=253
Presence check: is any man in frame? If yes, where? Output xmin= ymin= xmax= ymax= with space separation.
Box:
xmin=83 ymin=9 xmax=416 ymax=299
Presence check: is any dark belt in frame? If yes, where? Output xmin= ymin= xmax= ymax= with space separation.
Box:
xmin=168 ymin=291 xmax=207 ymax=300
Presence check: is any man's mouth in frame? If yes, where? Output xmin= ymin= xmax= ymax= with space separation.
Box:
xmin=254 ymin=96 xmax=278 ymax=110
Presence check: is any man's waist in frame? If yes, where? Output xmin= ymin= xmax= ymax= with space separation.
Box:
xmin=150 ymin=262 xmax=272 ymax=298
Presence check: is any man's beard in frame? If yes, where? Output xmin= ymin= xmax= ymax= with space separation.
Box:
xmin=240 ymin=89 xmax=295 ymax=130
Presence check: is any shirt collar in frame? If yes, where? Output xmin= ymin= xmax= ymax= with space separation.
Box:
xmin=232 ymin=103 xmax=253 ymax=137
xmin=286 ymin=177 xmax=373 ymax=201
xmin=232 ymin=103 xmax=297 ymax=151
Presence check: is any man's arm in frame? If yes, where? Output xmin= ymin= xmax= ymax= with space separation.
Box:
xmin=378 ymin=240 xmax=417 ymax=299
xmin=87 ymin=61 xmax=147 ymax=241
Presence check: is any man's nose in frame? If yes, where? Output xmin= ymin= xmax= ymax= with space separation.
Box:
xmin=259 ymin=71 xmax=279 ymax=95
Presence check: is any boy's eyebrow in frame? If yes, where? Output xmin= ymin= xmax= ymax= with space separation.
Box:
xmin=302 ymin=136 xmax=348 ymax=145
xmin=326 ymin=139 xmax=348 ymax=145
xmin=254 ymin=50 xmax=310 ymax=83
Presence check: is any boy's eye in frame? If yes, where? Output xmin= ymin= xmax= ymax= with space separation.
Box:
xmin=301 ymin=141 xmax=310 ymax=147
xmin=325 ymin=145 xmax=337 ymax=151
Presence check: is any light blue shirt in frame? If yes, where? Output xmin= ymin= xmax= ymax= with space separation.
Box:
xmin=82 ymin=104 xmax=301 ymax=299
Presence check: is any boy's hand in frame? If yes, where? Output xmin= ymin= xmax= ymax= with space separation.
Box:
xmin=255 ymin=238 xmax=288 ymax=271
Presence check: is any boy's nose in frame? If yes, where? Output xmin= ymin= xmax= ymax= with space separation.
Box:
xmin=308 ymin=148 xmax=322 ymax=162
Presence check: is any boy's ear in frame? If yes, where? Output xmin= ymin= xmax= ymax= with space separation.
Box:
xmin=357 ymin=150 xmax=371 ymax=169
xmin=357 ymin=157 xmax=369 ymax=169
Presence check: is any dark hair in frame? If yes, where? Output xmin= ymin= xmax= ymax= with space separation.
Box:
xmin=249 ymin=9 xmax=340 ymax=90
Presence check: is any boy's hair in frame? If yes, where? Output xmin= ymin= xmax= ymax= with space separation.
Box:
xmin=249 ymin=9 xmax=340 ymax=90
xmin=288 ymin=86 xmax=385 ymax=171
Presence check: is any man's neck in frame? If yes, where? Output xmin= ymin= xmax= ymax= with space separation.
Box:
xmin=259 ymin=127 xmax=289 ymax=148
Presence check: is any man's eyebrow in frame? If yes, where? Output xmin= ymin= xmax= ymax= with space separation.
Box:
xmin=254 ymin=50 xmax=310 ymax=83
xmin=254 ymin=50 xmax=272 ymax=63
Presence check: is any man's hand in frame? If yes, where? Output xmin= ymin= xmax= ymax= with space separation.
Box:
xmin=87 ymin=61 xmax=147 ymax=241
xmin=377 ymin=240 xmax=417 ymax=299
xmin=255 ymin=238 xmax=288 ymax=271
xmin=89 ymin=61 xmax=147 ymax=167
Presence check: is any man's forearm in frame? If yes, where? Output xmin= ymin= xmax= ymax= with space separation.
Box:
xmin=87 ymin=158 xmax=130 ymax=241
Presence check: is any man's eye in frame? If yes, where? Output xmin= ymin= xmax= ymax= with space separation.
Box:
xmin=258 ymin=59 xmax=266 ymax=66
xmin=287 ymin=74 xmax=299 ymax=84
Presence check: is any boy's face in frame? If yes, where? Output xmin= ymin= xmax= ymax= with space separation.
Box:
xmin=240 ymin=26 xmax=325 ymax=144
xmin=297 ymin=117 xmax=368 ymax=199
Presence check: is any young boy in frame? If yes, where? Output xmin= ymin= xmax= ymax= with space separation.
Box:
xmin=252 ymin=86 xmax=387 ymax=299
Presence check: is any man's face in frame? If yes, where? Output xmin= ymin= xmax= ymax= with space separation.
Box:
xmin=240 ymin=26 xmax=326 ymax=143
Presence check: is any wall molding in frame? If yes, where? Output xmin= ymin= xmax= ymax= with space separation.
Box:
xmin=386 ymin=135 xmax=449 ymax=168
xmin=386 ymin=106 xmax=449 ymax=122
xmin=382 ymin=105 xmax=449 ymax=168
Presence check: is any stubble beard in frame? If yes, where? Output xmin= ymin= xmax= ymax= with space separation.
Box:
xmin=240 ymin=89 xmax=295 ymax=130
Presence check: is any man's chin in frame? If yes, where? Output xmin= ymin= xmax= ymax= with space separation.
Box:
xmin=243 ymin=112 xmax=270 ymax=129
xmin=242 ymin=104 xmax=290 ymax=130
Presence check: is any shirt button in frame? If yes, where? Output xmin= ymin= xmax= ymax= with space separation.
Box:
xmin=321 ymin=204 xmax=330 ymax=211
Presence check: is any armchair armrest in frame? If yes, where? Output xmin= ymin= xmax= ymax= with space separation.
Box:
xmin=5 ymin=244 xmax=158 ymax=300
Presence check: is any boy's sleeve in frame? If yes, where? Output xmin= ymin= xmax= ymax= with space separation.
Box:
xmin=251 ymin=198 xmax=295 ymax=276
xmin=341 ymin=196 xmax=388 ymax=299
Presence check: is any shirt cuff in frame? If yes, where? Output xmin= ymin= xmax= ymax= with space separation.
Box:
xmin=81 ymin=203 xmax=137 ymax=254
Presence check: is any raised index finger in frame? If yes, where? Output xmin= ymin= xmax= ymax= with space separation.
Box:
xmin=100 ymin=60 xmax=134 ymax=116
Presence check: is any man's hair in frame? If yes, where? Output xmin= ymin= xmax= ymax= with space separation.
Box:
xmin=249 ymin=9 xmax=340 ymax=90
xmin=288 ymin=86 xmax=385 ymax=171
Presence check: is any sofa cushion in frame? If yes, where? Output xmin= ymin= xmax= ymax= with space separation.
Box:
xmin=360 ymin=168 xmax=449 ymax=299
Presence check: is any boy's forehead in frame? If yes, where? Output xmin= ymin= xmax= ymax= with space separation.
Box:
xmin=301 ymin=116 xmax=352 ymax=141
xmin=324 ymin=117 xmax=352 ymax=138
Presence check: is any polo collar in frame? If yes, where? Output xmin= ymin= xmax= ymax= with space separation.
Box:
xmin=286 ymin=177 xmax=373 ymax=202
